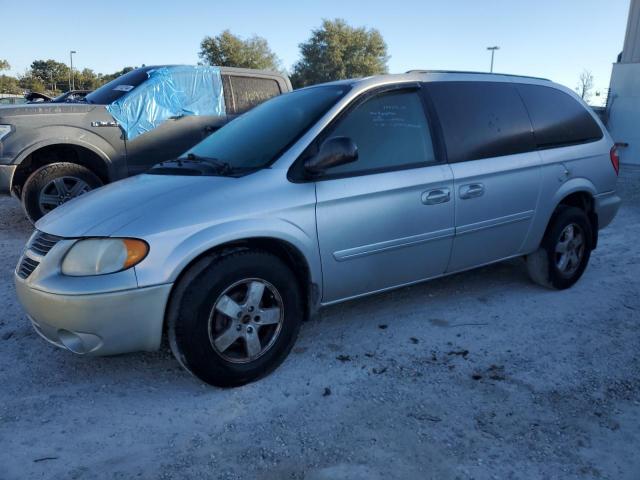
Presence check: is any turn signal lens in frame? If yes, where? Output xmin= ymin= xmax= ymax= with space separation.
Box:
xmin=123 ymin=239 xmax=149 ymax=269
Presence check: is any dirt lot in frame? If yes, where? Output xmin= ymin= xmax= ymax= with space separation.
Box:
xmin=1 ymin=167 xmax=639 ymax=480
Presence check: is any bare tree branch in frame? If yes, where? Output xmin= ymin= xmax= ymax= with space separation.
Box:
xmin=576 ymin=69 xmax=594 ymax=102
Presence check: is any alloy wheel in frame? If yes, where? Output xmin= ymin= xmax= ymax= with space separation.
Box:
xmin=554 ymin=223 xmax=585 ymax=277
xmin=208 ymin=278 xmax=284 ymax=364
xmin=38 ymin=176 xmax=91 ymax=213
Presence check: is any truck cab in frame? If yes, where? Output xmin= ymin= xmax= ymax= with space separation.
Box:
xmin=0 ymin=65 xmax=291 ymax=221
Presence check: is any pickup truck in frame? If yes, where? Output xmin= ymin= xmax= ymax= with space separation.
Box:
xmin=0 ymin=65 xmax=292 ymax=221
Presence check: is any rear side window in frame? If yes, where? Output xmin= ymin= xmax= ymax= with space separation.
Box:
xmin=516 ymin=84 xmax=603 ymax=148
xmin=426 ymin=81 xmax=535 ymax=163
xmin=227 ymin=76 xmax=281 ymax=114
xmin=221 ymin=75 xmax=234 ymax=113
xmin=322 ymin=89 xmax=436 ymax=176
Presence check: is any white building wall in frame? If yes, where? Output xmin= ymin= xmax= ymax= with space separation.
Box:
xmin=622 ymin=0 xmax=640 ymax=63
xmin=608 ymin=63 xmax=640 ymax=165
xmin=607 ymin=0 xmax=640 ymax=165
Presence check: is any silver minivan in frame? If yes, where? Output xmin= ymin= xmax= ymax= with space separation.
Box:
xmin=14 ymin=71 xmax=621 ymax=387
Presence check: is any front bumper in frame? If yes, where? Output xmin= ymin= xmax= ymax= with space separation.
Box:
xmin=0 ymin=164 xmax=16 ymax=194
xmin=594 ymin=191 xmax=621 ymax=230
xmin=15 ymin=279 xmax=172 ymax=355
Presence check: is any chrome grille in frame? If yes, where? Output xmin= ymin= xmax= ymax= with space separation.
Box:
xmin=16 ymin=231 xmax=63 ymax=280
xmin=17 ymin=257 xmax=39 ymax=279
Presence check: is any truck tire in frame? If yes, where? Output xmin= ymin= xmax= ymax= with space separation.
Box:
xmin=21 ymin=162 xmax=103 ymax=222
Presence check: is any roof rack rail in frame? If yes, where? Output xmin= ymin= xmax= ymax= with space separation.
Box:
xmin=406 ymin=70 xmax=551 ymax=82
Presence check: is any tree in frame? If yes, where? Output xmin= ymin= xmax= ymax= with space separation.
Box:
xmin=576 ymin=70 xmax=594 ymax=103
xmin=0 ymin=60 xmax=17 ymax=94
xmin=0 ymin=75 xmax=21 ymax=94
xmin=199 ymin=30 xmax=280 ymax=70
xmin=101 ymin=66 xmax=135 ymax=84
xmin=76 ymin=68 xmax=101 ymax=90
xmin=18 ymin=73 xmax=45 ymax=93
xmin=290 ymin=19 xmax=389 ymax=88
xmin=29 ymin=59 xmax=70 ymax=92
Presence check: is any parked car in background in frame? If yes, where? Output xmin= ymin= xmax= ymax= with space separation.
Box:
xmin=52 ymin=90 xmax=92 ymax=103
xmin=25 ymin=90 xmax=92 ymax=104
xmin=0 ymin=94 xmax=27 ymax=105
xmin=0 ymin=65 xmax=291 ymax=221
xmin=24 ymin=92 xmax=54 ymax=103
xmin=15 ymin=71 xmax=620 ymax=387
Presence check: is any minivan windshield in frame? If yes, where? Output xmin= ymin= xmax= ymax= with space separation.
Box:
xmin=85 ymin=67 xmax=152 ymax=105
xmin=185 ymin=84 xmax=350 ymax=170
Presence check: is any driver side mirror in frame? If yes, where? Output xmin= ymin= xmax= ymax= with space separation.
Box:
xmin=304 ymin=137 xmax=358 ymax=175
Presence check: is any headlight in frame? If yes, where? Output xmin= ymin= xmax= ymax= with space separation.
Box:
xmin=61 ymin=238 xmax=149 ymax=276
xmin=0 ymin=125 xmax=12 ymax=141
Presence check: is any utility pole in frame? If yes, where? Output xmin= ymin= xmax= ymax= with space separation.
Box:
xmin=69 ymin=50 xmax=77 ymax=90
xmin=487 ymin=46 xmax=499 ymax=73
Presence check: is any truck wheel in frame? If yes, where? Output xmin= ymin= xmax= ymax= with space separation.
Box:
xmin=21 ymin=162 xmax=103 ymax=222
xmin=526 ymin=206 xmax=593 ymax=290
xmin=168 ymin=250 xmax=303 ymax=387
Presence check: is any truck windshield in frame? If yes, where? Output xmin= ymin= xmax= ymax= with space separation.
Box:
xmin=85 ymin=68 xmax=152 ymax=105
xmin=185 ymin=84 xmax=350 ymax=170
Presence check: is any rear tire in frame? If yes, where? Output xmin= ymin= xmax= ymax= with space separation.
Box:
xmin=21 ymin=162 xmax=103 ymax=222
xmin=168 ymin=250 xmax=303 ymax=387
xmin=526 ymin=206 xmax=593 ymax=290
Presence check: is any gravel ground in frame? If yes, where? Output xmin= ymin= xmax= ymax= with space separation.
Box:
xmin=1 ymin=166 xmax=639 ymax=480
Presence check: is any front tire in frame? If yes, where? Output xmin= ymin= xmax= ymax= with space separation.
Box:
xmin=168 ymin=250 xmax=303 ymax=387
xmin=526 ymin=206 xmax=593 ymax=290
xmin=21 ymin=162 xmax=103 ymax=222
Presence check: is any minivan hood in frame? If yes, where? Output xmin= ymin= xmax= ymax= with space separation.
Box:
xmin=36 ymin=174 xmax=228 ymax=237
xmin=36 ymin=168 xmax=299 ymax=241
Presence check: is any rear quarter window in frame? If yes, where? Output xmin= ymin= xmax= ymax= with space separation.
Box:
xmin=516 ymin=84 xmax=603 ymax=149
xmin=426 ymin=81 xmax=536 ymax=163
xmin=226 ymin=76 xmax=281 ymax=114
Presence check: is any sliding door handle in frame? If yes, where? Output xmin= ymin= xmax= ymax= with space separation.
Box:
xmin=459 ymin=183 xmax=485 ymax=199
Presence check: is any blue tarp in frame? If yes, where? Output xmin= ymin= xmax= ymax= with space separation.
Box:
xmin=106 ymin=65 xmax=225 ymax=141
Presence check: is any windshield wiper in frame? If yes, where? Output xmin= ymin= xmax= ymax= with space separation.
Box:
xmin=152 ymin=154 xmax=260 ymax=177
xmin=185 ymin=153 xmax=232 ymax=175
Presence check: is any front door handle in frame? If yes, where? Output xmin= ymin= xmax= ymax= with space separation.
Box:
xmin=459 ymin=183 xmax=485 ymax=200
xmin=421 ymin=188 xmax=451 ymax=205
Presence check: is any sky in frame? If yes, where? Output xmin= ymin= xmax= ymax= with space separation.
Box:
xmin=1 ymin=0 xmax=632 ymax=105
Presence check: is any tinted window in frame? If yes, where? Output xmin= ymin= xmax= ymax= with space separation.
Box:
xmin=228 ymin=76 xmax=281 ymax=114
xmin=188 ymin=85 xmax=349 ymax=169
xmin=517 ymin=84 xmax=603 ymax=148
xmin=85 ymin=68 xmax=151 ymax=105
xmin=426 ymin=81 xmax=535 ymax=163
xmin=323 ymin=90 xmax=436 ymax=175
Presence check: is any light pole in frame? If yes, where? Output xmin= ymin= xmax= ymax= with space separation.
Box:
xmin=487 ymin=46 xmax=499 ymax=73
xmin=69 ymin=50 xmax=77 ymax=90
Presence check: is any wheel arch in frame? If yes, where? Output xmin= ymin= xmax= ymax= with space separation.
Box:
xmin=163 ymin=235 xmax=321 ymax=340
xmin=525 ymin=179 xmax=600 ymax=254
xmin=546 ymin=181 xmax=599 ymax=249
xmin=11 ymin=140 xmax=116 ymax=197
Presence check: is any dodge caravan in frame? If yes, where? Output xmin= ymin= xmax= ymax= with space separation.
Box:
xmin=15 ymin=71 xmax=621 ymax=387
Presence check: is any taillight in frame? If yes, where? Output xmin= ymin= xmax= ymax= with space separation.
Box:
xmin=610 ymin=145 xmax=620 ymax=176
